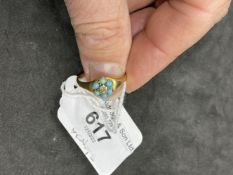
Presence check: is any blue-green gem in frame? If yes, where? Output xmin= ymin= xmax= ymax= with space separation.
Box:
xmin=92 ymin=82 xmax=99 ymax=90
xmin=107 ymin=89 xmax=113 ymax=95
xmin=101 ymin=93 xmax=108 ymax=100
xmin=99 ymin=77 xmax=106 ymax=84
xmin=94 ymin=90 xmax=100 ymax=96
xmin=106 ymin=80 xmax=113 ymax=87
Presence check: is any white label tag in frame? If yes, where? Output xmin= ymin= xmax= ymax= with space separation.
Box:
xmin=57 ymin=76 xmax=143 ymax=175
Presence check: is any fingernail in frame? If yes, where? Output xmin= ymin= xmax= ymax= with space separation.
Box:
xmin=86 ymin=62 xmax=124 ymax=80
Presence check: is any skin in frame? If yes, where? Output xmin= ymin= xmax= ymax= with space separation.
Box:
xmin=65 ymin=0 xmax=231 ymax=92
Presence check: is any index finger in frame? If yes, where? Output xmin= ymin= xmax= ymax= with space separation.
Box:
xmin=126 ymin=0 xmax=231 ymax=92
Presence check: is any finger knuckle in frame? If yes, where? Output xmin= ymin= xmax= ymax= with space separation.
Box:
xmin=74 ymin=19 xmax=126 ymax=52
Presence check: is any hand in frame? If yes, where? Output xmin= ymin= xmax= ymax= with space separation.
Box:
xmin=65 ymin=0 xmax=231 ymax=92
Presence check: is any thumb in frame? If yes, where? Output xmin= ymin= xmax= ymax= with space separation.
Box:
xmin=65 ymin=0 xmax=131 ymax=80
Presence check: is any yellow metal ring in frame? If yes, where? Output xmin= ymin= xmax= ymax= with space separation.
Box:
xmin=77 ymin=74 xmax=126 ymax=100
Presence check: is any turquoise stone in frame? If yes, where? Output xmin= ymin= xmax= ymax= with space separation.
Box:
xmin=99 ymin=77 xmax=106 ymax=84
xmin=106 ymin=80 xmax=113 ymax=87
xmin=107 ymin=89 xmax=113 ymax=95
xmin=94 ymin=90 xmax=100 ymax=96
xmin=92 ymin=82 xmax=99 ymax=90
xmin=101 ymin=93 xmax=108 ymax=100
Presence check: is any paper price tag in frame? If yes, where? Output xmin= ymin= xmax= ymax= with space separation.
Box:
xmin=57 ymin=76 xmax=143 ymax=175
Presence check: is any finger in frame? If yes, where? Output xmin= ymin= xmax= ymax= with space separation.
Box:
xmin=126 ymin=0 xmax=231 ymax=92
xmin=65 ymin=0 xmax=131 ymax=80
xmin=155 ymin=0 xmax=166 ymax=7
xmin=130 ymin=7 xmax=155 ymax=36
xmin=127 ymin=0 xmax=154 ymax=12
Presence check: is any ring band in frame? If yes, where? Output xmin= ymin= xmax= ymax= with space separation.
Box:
xmin=77 ymin=74 xmax=126 ymax=100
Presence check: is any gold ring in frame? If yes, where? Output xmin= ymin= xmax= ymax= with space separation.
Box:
xmin=77 ymin=74 xmax=126 ymax=100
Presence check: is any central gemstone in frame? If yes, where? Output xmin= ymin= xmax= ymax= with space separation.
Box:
xmin=99 ymin=85 xmax=108 ymax=94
